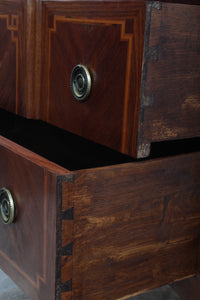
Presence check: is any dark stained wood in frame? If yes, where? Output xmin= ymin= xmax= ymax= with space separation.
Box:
xmin=0 ymin=138 xmax=199 ymax=300
xmin=0 ymin=135 xmax=69 ymax=174
xmin=137 ymin=2 xmax=200 ymax=157
xmin=0 ymin=1 xmax=23 ymax=115
xmin=62 ymin=152 xmax=200 ymax=299
xmin=40 ymin=1 xmax=146 ymax=157
xmin=0 ymin=0 xmax=42 ymax=119
xmin=1 ymin=1 xmax=199 ymax=158
xmin=0 ymin=1 xmax=199 ymax=300
xmin=0 ymin=136 xmax=70 ymax=300
xmin=40 ymin=1 xmax=200 ymax=158
xmin=59 ymin=177 xmax=75 ymax=300
xmin=23 ymin=0 xmax=42 ymax=118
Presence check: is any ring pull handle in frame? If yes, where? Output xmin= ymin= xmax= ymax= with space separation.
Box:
xmin=71 ymin=65 xmax=91 ymax=101
xmin=0 ymin=188 xmax=16 ymax=225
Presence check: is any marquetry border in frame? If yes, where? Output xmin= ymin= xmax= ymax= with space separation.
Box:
xmin=0 ymin=168 xmax=48 ymax=290
xmin=45 ymin=2 xmax=146 ymax=156
xmin=48 ymin=16 xmax=133 ymax=153
xmin=0 ymin=15 xmax=19 ymax=114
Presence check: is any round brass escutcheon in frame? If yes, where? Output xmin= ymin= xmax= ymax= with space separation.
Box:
xmin=71 ymin=65 xmax=91 ymax=101
xmin=0 ymin=188 xmax=15 ymax=225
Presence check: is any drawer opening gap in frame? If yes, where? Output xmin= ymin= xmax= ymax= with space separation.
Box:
xmin=0 ymin=109 xmax=199 ymax=170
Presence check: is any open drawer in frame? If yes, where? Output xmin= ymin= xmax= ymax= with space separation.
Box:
xmin=0 ymin=1 xmax=199 ymax=159
xmin=0 ymin=110 xmax=199 ymax=300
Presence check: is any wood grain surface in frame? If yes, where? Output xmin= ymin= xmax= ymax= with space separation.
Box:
xmin=40 ymin=1 xmax=200 ymax=158
xmin=23 ymin=0 xmax=42 ymax=118
xmin=62 ymin=152 xmax=200 ymax=299
xmin=0 ymin=0 xmax=42 ymax=119
xmin=0 ymin=136 xmax=70 ymax=300
xmin=1 ymin=0 xmax=199 ymax=158
xmin=40 ymin=1 xmax=146 ymax=157
xmin=137 ymin=2 xmax=200 ymax=157
xmin=0 ymin=1 xmax=23 ymax=115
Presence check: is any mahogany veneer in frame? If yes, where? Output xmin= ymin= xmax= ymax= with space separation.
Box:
xmin=1 ymin=1 xmax=199 ymax=157
xmin=40 ymin=1 xmax=200 ymax=158
xmin=0 ymin=132 xmax=199 ymax=299
xmin=0 ymin=0 xmax=199 ymax=299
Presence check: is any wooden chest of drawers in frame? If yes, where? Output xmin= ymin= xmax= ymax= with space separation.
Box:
xmin=0 ymin=0 xmax=199 ymax=300
xmin=0 ymin=0 xmax=199 ymax=157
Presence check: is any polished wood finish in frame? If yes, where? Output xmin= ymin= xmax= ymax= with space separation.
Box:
xmin=137 ymin=2 xmax=200 ymax=157
xmin=0 ymin=1 xmax=199 ymax=299
xmin=40 ymin=0 xmax=200 ymax=158
xmin=61 ymin=152 xmax=200 ymax=299
xmin=0 ymin=136 xmax=70 ymax=300
xmin=0 ymin=132 xmax=199 ymax=300
xmin=0 ymin=0 xmax=41 ymax=118
xmin=1 ymin=0 xmax=199 ymax=158
xmin=40 ymin=1 xmax=146 ymax=157
xmin=24 ymin=0 xmax=42 ymax=118
xmin=0 ymin=1 xmax=23 ymax=115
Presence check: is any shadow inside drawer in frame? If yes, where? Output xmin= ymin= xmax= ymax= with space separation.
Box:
xmin=0 ymin=109 xmax=199 ymax=170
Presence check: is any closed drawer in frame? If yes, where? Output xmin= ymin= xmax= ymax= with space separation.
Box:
xmin=0 ymin=0 xmax=39 ymax=118
xmin=0 ymin=1 xmax=23 ymax=115
xmin=40 ymin=1 xmax=200 ymax=158
xmin=0 ymin=110 xmax=199 ymax=300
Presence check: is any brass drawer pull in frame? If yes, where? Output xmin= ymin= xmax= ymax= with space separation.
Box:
xmin=71 ymin=65 xmax=91 ymax=101
xmin=0 ymin=188 xmax=16 ymax=225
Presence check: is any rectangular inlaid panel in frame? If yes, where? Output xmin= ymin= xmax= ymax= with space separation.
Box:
xmin=0 ymin=1 xmax=22 ymax=114
xmin=62 ymin=152 xmax=200 ymax=299
xmin=40 ymin=1 xmax=146 ymax=157
xmin=41 ymin=1 xmax=200 ymax=159
xmin=0 ymin=0 xmax=41 ymax=118
xmin=0 ymin=136 xmax=70 ymax=300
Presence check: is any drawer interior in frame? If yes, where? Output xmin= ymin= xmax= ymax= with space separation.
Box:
xmin=0 ymin=109 xmax=199 ymax=171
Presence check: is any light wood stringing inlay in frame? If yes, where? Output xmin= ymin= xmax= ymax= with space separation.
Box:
xmin=48 ymin=16 xmax=134 ymax=152
xmin=0 ymin=15 xmax=19 ymax=114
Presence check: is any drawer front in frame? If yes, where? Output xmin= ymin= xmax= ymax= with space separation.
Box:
xmin=0 ymin=138 xmax=199 ymax=300
xmin=40 ymin=1 xmax=146 ymax=157
xmin=0 ymin=0 xmax=41 ymax=119
xmin=40 ymin=1 xmax=200 ymax=158
xmin=1 ymin=1 xmax=199 ymax=159
xmin=0 ymin=1 xmax=23 ymax=115
xmin=0 ymin=136 xmax=69 ymax=300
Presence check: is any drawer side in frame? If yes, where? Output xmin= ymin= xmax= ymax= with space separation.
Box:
xmin=137 ymin=2 xmax=200 ymax=157
xmin=62 ymin=153 xmax=200 ymax=299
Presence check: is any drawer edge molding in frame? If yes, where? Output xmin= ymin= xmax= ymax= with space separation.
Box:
xmin=0 ymin=135 xmax=70 ymax=175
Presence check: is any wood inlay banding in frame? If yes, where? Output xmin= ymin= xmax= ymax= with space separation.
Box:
xmin=0 ymin=168 xmax=48 ymax=290
xmin=41 ymin=2 xmax=146 ymax=157
xmin=48 ymin=16 xmax=133 ymax=153
xmin=0 ymin=14 xmax=19 ymax=114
